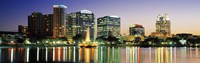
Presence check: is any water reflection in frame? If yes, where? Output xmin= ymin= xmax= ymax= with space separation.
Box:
xmin=155 ymin=47 xmax=171 ymax=63
xmin=98 ymin=46 xmax=121 ymax=63
xmin=0 ymin=47 xmax=200 ymax=63
xmin=125 ymin=47 xmax=200 ymax=63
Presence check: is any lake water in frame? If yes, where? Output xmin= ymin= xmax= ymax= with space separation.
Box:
xmin=0 ymin=46 xmax=200 ymax=63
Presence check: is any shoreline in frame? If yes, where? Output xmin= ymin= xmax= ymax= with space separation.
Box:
xmin=0 ymin=44 xmax=200 ymax=48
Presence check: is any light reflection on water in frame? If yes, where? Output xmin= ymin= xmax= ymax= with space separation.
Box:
xmin=0 ymin=46 xmax=200 ymax=63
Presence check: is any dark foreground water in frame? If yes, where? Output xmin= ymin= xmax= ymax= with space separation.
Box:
xmin=0 ymin=46 xmax=200 ymax=63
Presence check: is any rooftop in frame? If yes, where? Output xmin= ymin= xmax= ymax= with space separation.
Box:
xmin=53 ymin=5 xmax=67 ymax=8
xmin=109 ymin=15 xmax=120 ymax=18
xmin=129 ymin=24 xmax=144 ymax=28
xmin=80 ymin=9 xmax=93 ymax=14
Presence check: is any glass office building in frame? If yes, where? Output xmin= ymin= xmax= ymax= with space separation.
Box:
xmin=97 ymin=16 xmax=121 ymax=38
xmin=53 ymin=5 xmax=67 ymax=38
xmin=66 ymin=10 xmax=95 ymax=39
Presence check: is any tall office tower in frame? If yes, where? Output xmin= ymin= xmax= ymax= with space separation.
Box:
xmin=53 ymin=5 xmax=67 ymax=38
xmin=18 ymin=25 xmax=28 ymax=34
xmin=129 ymin=24 xmax=145 ymax=36
xmin=156 ymin=13 xmax=171 ymax=36
xmin=28 ymin=12 xmax=45 ymax=37
xmin=66 ymin=9 xmax=95 ymax=39
xmin=97 ymin=16 xmax=121 ymax=38
xmin=43 ymin=14 xmax=53 ymax=37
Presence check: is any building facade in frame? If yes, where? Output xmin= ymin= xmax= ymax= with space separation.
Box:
xmin=44 ymin=14 xmax=53 ymax=37
xmin=18 ymin=25 xmax=28 ymax=34
xmin=53 ymin=5 xmax=67 ymax=38
xmin=28 ymin=12 xmax=53 ymax=37
xmin=156 ymin=13 xmax=171 ymax=36
xmin=28 ymin=12 xmax=45 ymax=37
xmin=66 ymin=10 xmax=95 ymax=39
xmin=97 ymin=16 xmax=121 ymax=38
xmin=129 ymin=24 xmax=145 ymax=36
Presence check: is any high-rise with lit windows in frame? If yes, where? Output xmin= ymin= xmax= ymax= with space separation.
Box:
xmin=28 ymin=12 xmax=53 ymax=37
xmin=66 ymin=9 xmax=95 ymax=39
xmin=97 ymin=16 xmax=121 ymax=38
xmin=156 ymin=13 xmax=171 ymax=36
xmin=53 ymin=5 xmax=67 ymax=38
xmin=28 ymin=12 xmax=45 ymax=37
xmin=44 ymin=14 xmax=53 ymax=37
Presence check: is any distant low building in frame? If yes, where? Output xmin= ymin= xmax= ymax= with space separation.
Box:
xmin=175 ymin=33 xmax=193 ymax=39
xmin=18 ymin=25 xmax=28 ymax=34
xmin=0 ymin=31 xmax=26 ymax=44
xmin=125 ymin=24 xmax=145 ymax=44
xmin=129 ymin=24 xmax=145 ymax=36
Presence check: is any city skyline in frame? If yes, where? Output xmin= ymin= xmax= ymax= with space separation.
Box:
xmin=1 ymin=0 xmax=200 ymax=35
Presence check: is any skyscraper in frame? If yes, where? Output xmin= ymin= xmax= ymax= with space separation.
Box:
xmin=28 ymin=12 xmax=54 ymax=37
xmin=129 ymin=24 xmax=145 ymax=36
xmin=44 ymin=14 xmax=53 ymax=37
xmin=156 ymin=13 xmax=171 ymax=36
xmin=66 ymin=9 xmax=95 ymax=40
xmin=53 ymin=5 xmax=67 ymax=38
xmin=97 ymin=16 xmax=121 ymax=38
xmin=28 ymin=12 xmax=45 ymax=37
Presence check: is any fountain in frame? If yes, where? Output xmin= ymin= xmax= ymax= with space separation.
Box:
xmin=85 ymin=27 xmax=91 ymax=42
xmin=78 ymin=27 xmax=98 ymax=47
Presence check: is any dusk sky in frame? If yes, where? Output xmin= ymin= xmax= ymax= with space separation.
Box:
xmin=1 ymin=0 xmax=200 ymax=35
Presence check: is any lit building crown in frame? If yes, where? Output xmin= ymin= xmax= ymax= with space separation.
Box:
xmin=53 ymin=5 xmax=67 ymax=8
xmin=80 ymin=9 xmax=93 ymax=14
xmin=157 ymin=13 xmax=170 ymax=21
xmin=129 ymin=24 xmax=143 ymax=28
xmin=109 ymin=15 xmax=120 ymax=18
xmin=155 ymin=13 xmax=171 ymax=37
xmin=164 ymin=13 xmax=170 ymax=20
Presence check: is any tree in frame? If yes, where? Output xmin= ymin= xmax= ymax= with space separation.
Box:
xmin=59 ymin=37 xmax=68 ymax=41
xmin=17 ymin=38 xmax=24 ymax=44
xmin=134 ymin=37 xmax=141 ymax=44
xmin=72 ymin=34 xmax=82 ymax=44
xmin=107 ymin=35 xmax=119 ymax=45
xmin=197 ymin=38 xmax=200 ymax=45
xmin=170 ymin=37 xmax=182 ymax=46
xmin=59 ymin=37 xmax=68 ymax=44
xmin=139 ymin=41 xmax=149 ymax=47
xmin=96 ymin=36 xmax=107 ymax=44
xmin=187 ymin=38 xmax=197 ymax=46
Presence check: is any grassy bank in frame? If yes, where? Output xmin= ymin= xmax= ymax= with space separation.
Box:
xmin=1 ymin=44 xmax=200 ymax=47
